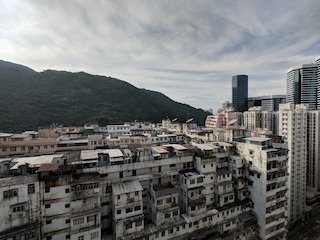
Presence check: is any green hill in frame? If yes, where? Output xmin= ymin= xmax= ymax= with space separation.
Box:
xmin=0 ymin=60 xmax=210 ymax=132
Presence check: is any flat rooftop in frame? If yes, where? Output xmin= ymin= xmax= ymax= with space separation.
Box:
xmin=112 ymin=180 xmax=143 ymax=195
xmin=152 ymin=146 xmax=169 ymax=154
xmin=244 ymin=137 xmax=271 ymax=142
xmin=0 ymin=175 xmax=38 ymax=188
xmin=0 ymin=133 xmax=13 ymax=138
xmin=11 ymin=154 xmax=63 ymax=170
xmin=163 ymin=144 xmax=187 ymax=151
xmin=80 ymin=149 xmax=124 ymax=160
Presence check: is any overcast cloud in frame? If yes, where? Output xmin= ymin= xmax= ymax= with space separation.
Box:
xmin=0 ymin=0 xmax=319 ymax=110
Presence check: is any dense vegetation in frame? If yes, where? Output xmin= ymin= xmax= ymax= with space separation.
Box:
xmin=0 ymin=60 xmax=209 ymax=132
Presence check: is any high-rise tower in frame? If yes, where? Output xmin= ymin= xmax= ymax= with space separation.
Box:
xmin=278 ymin=103 xmax=308 ymax=224
xmin=316 ymin=57 xmax=320 ymax=110
xmin=287 ymin=64 xmax=317 ymax=110
xmin=232 ymin=75 xmax=248 ymax=112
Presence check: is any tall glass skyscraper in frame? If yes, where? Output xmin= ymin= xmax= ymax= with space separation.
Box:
xmin=287 ymin=64 xmax=317 ymax=110
xmin=232 ymin=75 xmax=248 ymax=112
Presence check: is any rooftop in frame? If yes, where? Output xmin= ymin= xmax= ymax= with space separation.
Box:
xmin=11 ymin=133 xmax=30 ymax=139
xmin=0 ymin=133 xmax=13 ymax=138
xmin=287 ymin=63 xmax=317 ymax=73
xmin=112 ymin=180 xmax=143 ymax=195
xmin=37 ymin=163 xmax=60 ymax=172
xmin=59 ymin=139 xmax=89 ymax=144
xmin=193 ymin=143 xmax=219 ymax=151
xmin=244 ymin=137 xmax=271 ymax=143
xmin=0 ymin=175 xmax=38 ymax=188
xmin=152 ymin=146 xmax=169 ymax=154
xmin=163 ymin=144 xmax=187 ymax=151
xmin=11 ymin=154 xmax=63 ymax=170
xmin=153 ymin=185 xmax=178 ymax=197
xmin=80 ymin=149 xmax=124 ymax=160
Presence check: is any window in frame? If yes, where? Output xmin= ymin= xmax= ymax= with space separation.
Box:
xmin=132 ymin=170 xmax=136 ymax=176
xmin=45 ymin=187 xmax=50 ymax=193
xmin=135 ymin=191 xmax=139 ymax=196
xmin=47 ymin=237 xmax=52 ymax=240
xmin=45 ymin=204 xmax=51 ymax=208
xmin=165 ymin=213 xmax=170 ymax=219
xmin=12 ymin=203 xmax=25 ymax=212
xmin=65 ymin=188 xmax=70 ymax=193
xmin=28 ymin=184 xmax=35 ymax=194
xmin=191 ymin=206 xmax=196 ymax=211
xmin=65 ymin=204 xmax=70 ymax=208
xmin=46 ymin=219 xmax=52 ymax=224
xmin=119 ymin=171 xmax=123 ymax=178
xmin=126 ymin=222 xmax=132 ymax=230
xmin=157 ymin=199 xmax=163 ymax=205
xmin=78 ymin=236 xmax=84 ymax=240
xmin=117 ymin=210 xmax=121 ymax=214
xmin=190 ymin=179 xmax=195 ymax=184
xmin=161 ymin=231 xmax=165 ymax=237
xmin=25 ymin=232 xmax=36 ymax=240
xmin=73 ymin=217 xmax=85 ymax=225
xmin=102 ymin=202 xmax=109 ymax=206
xmin=90 ymin=231 xmax=99 ymax=239
xmin=169 ymin=228 xmax=173 ymax=234
xmin=134 ymin=206 xmax=141 ymax=211
xmin=136 ymin=220 xmax=143 ymax=226
xmin=126 ymin=208 xmax=133 ymax=213
xmin=3 ymin=189 xmax=18 ymax=198
xmin=173 ymin=210 xmax=178 ymax=216
xmin=176 ymin=226 xmax=180 ymax=231
xmin=65 ymin=219 xmax=70 ymax=223
xmin=87 ymin=215 xmax=96 ymax=222
xmin=117 ymin=195 xmax=120 ymax=200
xmin=66 ymin=235 xmax=70 ymax=239
xmin=166 ymin=198 xmax=172 ymax=203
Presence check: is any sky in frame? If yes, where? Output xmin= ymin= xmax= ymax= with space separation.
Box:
xmin=0 ymin=0 xmax=320 ymax=111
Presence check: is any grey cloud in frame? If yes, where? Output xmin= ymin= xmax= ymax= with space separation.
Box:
xmin=0 ymin=0 xmax=319 ymax=110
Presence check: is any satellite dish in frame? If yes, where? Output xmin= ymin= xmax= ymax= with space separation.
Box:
xmin=186 ymin=118 xmax=193 ymax=123
xmin=172 ymin=118 xmax=178 ymax=122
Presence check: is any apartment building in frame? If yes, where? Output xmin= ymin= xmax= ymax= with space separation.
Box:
xmin=235 ymin=137 xmax=288 ymax=239
xmin=0 ymin=175 xmax=40 ymax=240
xmin=0 ymin=132 xmax=57 ymax=157
xmin=278 ymin=103 xmax=307 ymax=224
xmin=306 ymin=111 xmax=320 ymax=191
xmin=0 ymin=142 xmax=261 ymax=240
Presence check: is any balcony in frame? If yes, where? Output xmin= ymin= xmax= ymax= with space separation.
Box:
xmin=189 ymin=195 xmax=206 ymax=206
xmin=71 ymin=189 xmax=100 ymax=200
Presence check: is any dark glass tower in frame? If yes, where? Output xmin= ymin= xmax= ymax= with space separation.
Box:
xmin=232 ymin=75 xmax=248 ymax=112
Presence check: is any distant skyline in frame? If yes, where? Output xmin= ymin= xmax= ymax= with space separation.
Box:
xmin=1 ymin=0 xmax=320 ymax=110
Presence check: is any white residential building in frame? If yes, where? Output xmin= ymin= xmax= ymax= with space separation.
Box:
xmin=0 ymin=175 xmax=40 ymax=240
xmin=236 ymin=137 xmax=288 ymax=240
xmin=278 ymin=103 xmax=308 ymax=224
